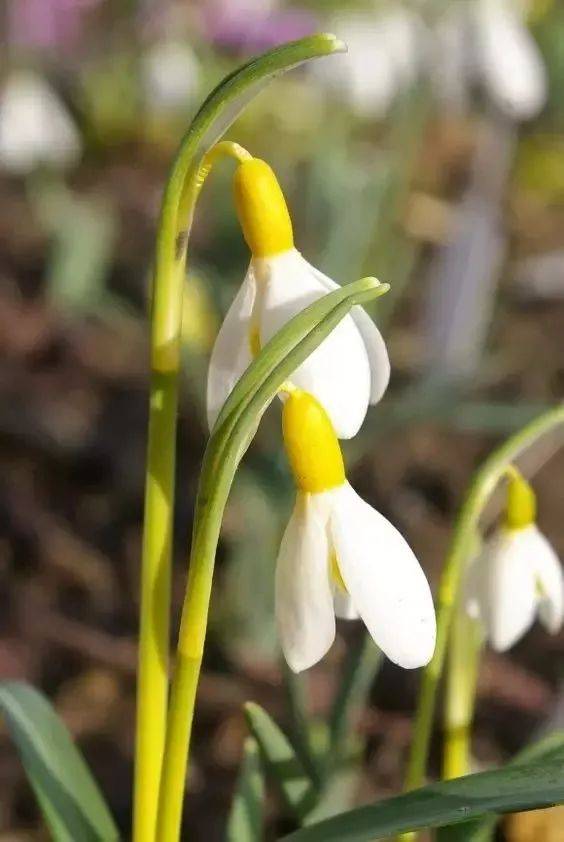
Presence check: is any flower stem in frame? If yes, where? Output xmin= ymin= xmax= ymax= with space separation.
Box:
xmin=155 ymin=278 xmax=390 ymax=841
xmin=404 ymin=403 xmax=564 ymax=796
xmin=442 ymin=609 xmax=482 ymax=780
xmin=133 ymin=141 xmax=249 ymax=842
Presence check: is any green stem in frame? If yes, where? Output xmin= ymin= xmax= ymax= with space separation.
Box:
xmin=442 ymin=609 xmax=483 ymax=780
xmin=405 ymin=403 xmax=564 ymax=794
xmin=155 ymin=280 xmax=390 ymax=841
xmin=132 ymin=36 xmax=349 ymax=841
xmin=133 ymin=142 xmax=248 ymax=842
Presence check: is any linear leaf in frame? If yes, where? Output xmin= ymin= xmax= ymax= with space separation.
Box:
xmin=244 ymin=702 xmax=318 ymax=822
xmin=0 ymin=682 xmax=119 ymax=842
xmin=327 ymin=633 xmax=382 ymax=771
xmin=281 ymin=748 xmax=564 ymax=841
xmin=437 ymin=730 xmax=564 ymax=841
xmin=226 ymin=737 xmax=265 ymax=842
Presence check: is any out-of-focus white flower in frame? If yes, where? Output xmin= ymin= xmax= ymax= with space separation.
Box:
xmin=314 ymin=5 xmax=422 ymax=118
xmin=0 ymin=70 xmax=81 ymax=173
xmin=473 ymin=0 xmax=546 ymax=119
xmin=314 ymin=0 xmax=546 ymax=121
xmin=206 ymin=158 xmax=390 ymax=438
xmin=464 ymin=470 xmax=563 ymax=651
xmin=435 ymin=0 xmax=546 ymax=119
xmin=142 ymin=40 xmax=199 ymax=112
xmin=276 ymin=389 xmax=436 ymax=672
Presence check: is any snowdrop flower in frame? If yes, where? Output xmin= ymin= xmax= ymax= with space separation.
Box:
xmin=276 ymin=388 xmax=436 ymax=672
xmin=207 ymin=158 xmax=390 ymax=438
xmin=464 ymin=470 xmax=563 ymax=651
xmin=0 ymin=70 xmax=81 ymax=174
xmin=313 ymin=5 xmax=422 ymax=119
xmin=434 ymin=0 xmax=546 ymax=120
xmin=142 ymin=40 xmax=200 ymax=113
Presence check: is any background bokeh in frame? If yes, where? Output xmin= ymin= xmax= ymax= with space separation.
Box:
xmin=0 ymin=0 xmax=563 ymax=838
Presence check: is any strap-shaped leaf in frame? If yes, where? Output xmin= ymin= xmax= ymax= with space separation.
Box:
xmin=0 ymin=682 xmax=119 ymax=842
xmin=244 ymin=702 xmax=318 ymax=821
xmin=326 ymin=634 xmax=382 ymax=772
xmin=226 ymin=737 xmax=265 ymax=842
xmin=437 ymin=730 xmax=564 ymax=841
xmin=281 ymin=747 xmax=564 ymax=841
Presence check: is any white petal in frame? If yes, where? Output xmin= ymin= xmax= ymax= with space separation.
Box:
xmin=206 ymin=267 xmax=256 ymax=430
xmin=474 ymin=0 xmax=546 ymax=119
xmin=528 ymin=527 xmax=564 ymax=634
xmin=143 ymin=40 xmax=199 ymax=111
xmin=0 ymin=71 xmax=81 ymax=173
xmin=328 ymin=483 xmax=436 ymax=668
xmin=333 ymin=590 xmax=360 ymax=621
xmin=315 ymin=10 xmax=420 ymax=118
xmin=257 ymin=250 xmax=371 ymax=438
xmin=307 ymin=262 xmax=390 ymax=404
xmin=275 ymin=494 xmax=336 ymax=672
xmin=480 ymin=529 xmax=538 ymax=651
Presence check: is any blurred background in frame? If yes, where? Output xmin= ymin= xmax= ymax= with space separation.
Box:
xmin=0 ymin=0 xmax=563 ymax=838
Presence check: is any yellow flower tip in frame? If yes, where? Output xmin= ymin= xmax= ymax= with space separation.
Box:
xmin=233 ymin=158 xmax=294 ymax=258
xmin=282 ymin=390 xmax=345 ymax=493
xmin=505 ymin=469 xmax=537 ymax=530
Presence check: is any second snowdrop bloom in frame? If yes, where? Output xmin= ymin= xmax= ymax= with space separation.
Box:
xmin=206 ymin=158 xmax=390 ymax=438
xmin=464 ymin=470 xmax=563 ymax=651
xmin=434 ymin=0 xmax=546 ymax=120
xmin=276 ymin=389 xmax=436 ymax=672
xmin=0 ymin=70 xmax=81 ymax=174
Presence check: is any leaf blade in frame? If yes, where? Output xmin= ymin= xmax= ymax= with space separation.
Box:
xmin=244 ymin=702 xmax=318 ymax=822
xmin=226 ymin=737 xmax=265 ymax=842
xmin=281 ymin=751 xmax=564 ymax=841
xmin=0 ymin=682 xmax=119 ymax=842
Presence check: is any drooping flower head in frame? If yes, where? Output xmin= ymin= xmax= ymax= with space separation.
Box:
xmin=464 ymin=469 xmax=563 ymax=651
xmin=206 ymin=157 xmax=390 ymax=438
xmin=275 ymin=388 xmax=436 ymax=672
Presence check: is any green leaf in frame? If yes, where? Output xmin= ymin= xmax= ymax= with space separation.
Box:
xmin=0 ymin=682 xmax=119 ymax=842
xmin=436 ymin=817 xmax=496 ymax=842
xmin=437 ymin=730 xmax=564 ymax=841
xmin=326 ymin=633 xmax=382 ymax=772
xmin=226 ymin=737 xmax=265 ymax=842
xmin=281 ymin=749 xmax=564 ymax=841
xmin=283 ymin=663 xmax=322 ymax=788
xmin=244 ymin=702 xmax=318 ymax=821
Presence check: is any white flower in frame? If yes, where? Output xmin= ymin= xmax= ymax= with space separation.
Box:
xmin=206 ymin=158 xmax=390 ymax=438
xmin=464 ymin=524 xmax=563 ymax=651
xmin=0 ymin=70 xmax=81 ymax=174
xmin=313 ymin=6 xmax=422 ymax=119
xmin=435 ymin=0 xmax=546 ymax=119
xmin=142 ymin=40 xmax=199 ymax=112
xmin=276 ymin=389 xmax=436 ymax=673
xmin=313 ymin=0 xmax=546 ymax=121
xmin=277 ymin=482 xmax=437 ymax=672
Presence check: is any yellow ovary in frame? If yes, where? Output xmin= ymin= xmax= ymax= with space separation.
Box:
xmin=233 ymin=158 xmax=294 ymax=258
xmin=505 ymin=470 xmax=536 ymax=530
xmin=282 ymin=390 xmax=345 ymax=493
